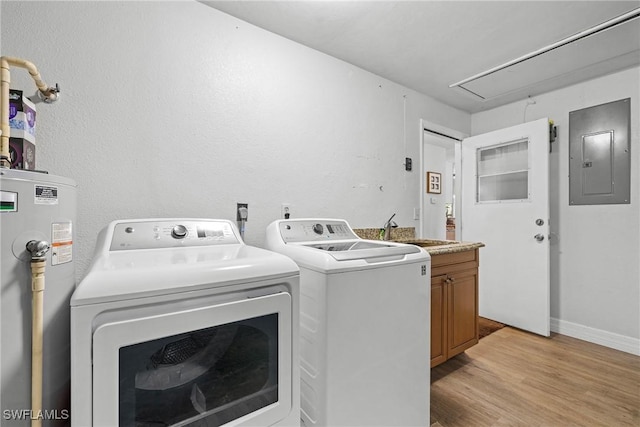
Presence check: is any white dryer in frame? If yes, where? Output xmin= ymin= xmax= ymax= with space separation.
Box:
xmin=71 ymin=219 xmax=300 ymax=427
xmin=265 ymin=219 xmax=430 ymax=427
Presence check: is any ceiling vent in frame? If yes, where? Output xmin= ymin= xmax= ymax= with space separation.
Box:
xmin=450 ymin=8 xmax=640 ymax=101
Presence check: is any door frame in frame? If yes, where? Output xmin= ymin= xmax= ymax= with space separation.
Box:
xmin=418 ymin=119 xmax=467 ymax=239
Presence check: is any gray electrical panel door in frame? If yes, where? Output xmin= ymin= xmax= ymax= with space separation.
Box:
xmin=569 ymin=98 xmax=631 ymax=205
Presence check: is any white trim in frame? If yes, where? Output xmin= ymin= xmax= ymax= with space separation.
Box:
xmin=421 ymin=119 xmax=467 ymax=142
xmin=551 ymin=317 xmax=640 ymax=356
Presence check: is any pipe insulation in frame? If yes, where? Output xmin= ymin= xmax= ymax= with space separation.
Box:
xmin=30 ymin=259 xmax=46 ymax=427
xmin=0 ymin=56 xmax=59 ymax=168
xmin=25 ymin=239 xmax=49 ymax=427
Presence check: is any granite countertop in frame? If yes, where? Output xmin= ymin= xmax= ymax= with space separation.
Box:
xmin=352 ymin=227 xmax=484 ymax=255
xmin=391 ymin=238 xmax=485 ymax=255
xmin=352 ymin=227 xmax=416 ymax=241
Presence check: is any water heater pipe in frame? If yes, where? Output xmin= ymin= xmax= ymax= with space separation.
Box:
xmin=26 ymin=240 xmax=50 ymax=427
xmin=0 ymin=56 xmax=59 ymax=168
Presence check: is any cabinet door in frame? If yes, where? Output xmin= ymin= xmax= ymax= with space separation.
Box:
xmin=447 ymin=268 xmax=479 ymax=358
xmin=431 ymin=275 xmax=447 ymax=368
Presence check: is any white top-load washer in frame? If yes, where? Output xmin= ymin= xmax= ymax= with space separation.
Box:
xmin=265 ymin=218 xmax=431 ymax=427
xmin=71 ymin=219 xmax=300 ymax=427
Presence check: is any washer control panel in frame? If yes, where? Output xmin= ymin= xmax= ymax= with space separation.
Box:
xmin=110 ymin=219 xmax=239 ymax=251
xmin=278 ymin=219 xmax=358 ymax=243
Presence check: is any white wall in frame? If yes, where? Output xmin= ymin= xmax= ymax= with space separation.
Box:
xmin=471 ymin=67 xmax=640 ymax=351
xmin=1 ymin=1 xmax=470 ymax=279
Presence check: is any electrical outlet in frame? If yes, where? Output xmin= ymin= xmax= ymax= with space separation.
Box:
xmin=413 ymin=207 xmax=420 ymax=220
xmin=281 ymin=203 xmax=291 ymax=219
xmin=236 ymin=203 xmax=248 ymax=221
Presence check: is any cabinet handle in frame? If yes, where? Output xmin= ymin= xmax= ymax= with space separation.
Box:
xmin=448 ymin=276 xmax=455 ymax=283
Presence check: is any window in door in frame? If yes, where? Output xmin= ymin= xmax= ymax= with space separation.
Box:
xmin=476 ymin=138 xmax=530 ymax=202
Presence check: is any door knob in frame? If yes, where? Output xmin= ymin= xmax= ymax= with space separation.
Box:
xmin=534 ymin=234 xmax=545 ymax=242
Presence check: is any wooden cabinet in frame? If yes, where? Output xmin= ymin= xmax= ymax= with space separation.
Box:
xmin=430 ymin=274 xmax=447 ymax=367
xmin=430 ymin=248 xmax=479 ymax=368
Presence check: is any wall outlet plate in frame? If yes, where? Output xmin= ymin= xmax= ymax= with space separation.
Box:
xmin=281 ymin=203 xmax=291 ymax=219
xmin=236 ymin=203 xmax=248 ymax=221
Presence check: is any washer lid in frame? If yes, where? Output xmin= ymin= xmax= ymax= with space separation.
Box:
xmin=264 ymin=218 xmax=429 ymax=273
xmin=303 ymin=240 xmax=421 ymax=261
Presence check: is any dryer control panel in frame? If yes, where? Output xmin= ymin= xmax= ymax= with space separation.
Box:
xmin=277 ymin=219 xmax=359 ymax=243
xmin=109 ymin=219 xmax=240 ymax=251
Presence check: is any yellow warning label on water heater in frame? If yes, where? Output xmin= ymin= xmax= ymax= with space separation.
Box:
xmin=51 ymin=222 xmax=73 ymax=266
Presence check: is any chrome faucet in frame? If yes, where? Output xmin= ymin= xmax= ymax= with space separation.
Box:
xmin=382 ymin=213 xmax=398 ymax=240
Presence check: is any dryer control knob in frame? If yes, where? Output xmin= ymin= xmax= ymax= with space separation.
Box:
xmin=171 ymin=225 xmax=188 ymax=239
xmin=312 ymin=223 xmax=324 ymax=235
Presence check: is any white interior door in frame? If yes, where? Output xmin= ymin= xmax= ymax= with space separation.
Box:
xmin=461 ymin=118 xmax=550 ymax=336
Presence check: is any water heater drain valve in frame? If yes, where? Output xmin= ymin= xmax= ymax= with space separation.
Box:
xmin=26 ymin=240 xmax=50 ymax=260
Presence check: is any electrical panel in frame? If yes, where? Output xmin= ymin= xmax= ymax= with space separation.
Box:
xmin=569 ymin=98 xmax=630 ymax=205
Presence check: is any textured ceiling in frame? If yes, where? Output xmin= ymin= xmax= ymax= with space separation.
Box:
xmin=201 ymin=1 xmax=640 ymax=113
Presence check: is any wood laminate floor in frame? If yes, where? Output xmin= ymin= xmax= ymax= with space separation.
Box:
xmin=430 ymin=327 xmax=640 ymax=427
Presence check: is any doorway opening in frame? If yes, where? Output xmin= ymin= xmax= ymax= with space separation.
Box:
xmin=419 ymin=121 xmax=466 ymax=240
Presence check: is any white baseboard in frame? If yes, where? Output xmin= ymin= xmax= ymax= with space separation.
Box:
xmin=551 ymin=318 xmax=640 ymax=356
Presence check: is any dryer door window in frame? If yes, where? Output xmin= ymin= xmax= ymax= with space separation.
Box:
xmin=92 ymin=293 xmax=292 ymax=427
xmin=119 ymin=314 xmax=278 ymax=426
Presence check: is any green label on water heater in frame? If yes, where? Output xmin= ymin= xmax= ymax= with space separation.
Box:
xmin=0 ymin=191 xmax=17 ymax=212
